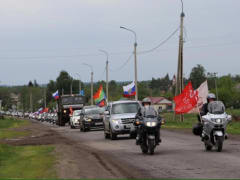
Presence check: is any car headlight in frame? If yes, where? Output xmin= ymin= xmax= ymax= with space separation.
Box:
xmin=112 ymin=119 xmax=120 ymax=124
xmin=146 ymin=122 xmax=157 ymax=127
xmin=85 ymin=118 xmax=92 ymax=122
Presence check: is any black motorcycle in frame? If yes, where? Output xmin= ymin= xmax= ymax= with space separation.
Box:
xmin=135 ymin=111 xmax=163 ymax=155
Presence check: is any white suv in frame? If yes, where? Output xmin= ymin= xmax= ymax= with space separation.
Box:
xmin=103 ymin=100 xmax=140 ymax=140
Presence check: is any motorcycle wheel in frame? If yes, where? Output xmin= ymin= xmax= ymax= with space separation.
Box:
xmin=204 ymin=142 xmax=212 ymax=151
xmin=141 ymin=144 xmax=148 ymax=154
xmin=216 ymin=136 xmax=224 ymax=152
xmin=148 ymin=139 xmax=155 ymax=155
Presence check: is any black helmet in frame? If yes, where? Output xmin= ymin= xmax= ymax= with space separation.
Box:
xmin=142 ymin=98 xmax=151 ymax=106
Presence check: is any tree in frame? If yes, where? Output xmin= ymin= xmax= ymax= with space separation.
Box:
xmin=189 ymin=64 xmax=206 ymax=89
xmin=34 ymin=79 xmax=39 ymax=87
xmin=56 ymin=71 xmax=73 ymax=95
xmin=28 ymin=81 xmax=33 ymax=87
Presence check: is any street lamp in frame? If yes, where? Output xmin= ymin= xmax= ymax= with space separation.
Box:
xmin=82 ymin=63 xmax=94 ymax=105
xmin=76 ymin=73 xmax=82 ymax=95
xmin=99 ymin=49 xmax=109 ymax=103
xmin=120 ymin=26 xmax=138 ymax=101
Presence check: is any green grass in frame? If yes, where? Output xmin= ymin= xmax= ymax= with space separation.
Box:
xmin=0 ymin=117 xmax=30 ymax=139
xmin=162 ymin=113 xmax=197 ymax=129
xmin=162 ymin=112 xmax=240 ymax=135
xmin=0 ymin=118 xmax=57 ymax=178
xmin=0 ymin=144 xmax=56 ymax=179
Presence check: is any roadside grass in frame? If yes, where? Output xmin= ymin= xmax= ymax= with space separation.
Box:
xmin=162 ymin=111 xmax=240 ymax=135
xmin=0 ymin=117 xmax=30 ymax=139
xmin=0 ymin=117 xmax=57 ymax=179
xmin=0 ymin=144 xmax=56 ymax=179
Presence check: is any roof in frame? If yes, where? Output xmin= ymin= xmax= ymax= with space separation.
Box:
xmin=110 ymin=100 xmax=139 ymax=105
xmin=143 ymin=97 xmax=172 ymax=105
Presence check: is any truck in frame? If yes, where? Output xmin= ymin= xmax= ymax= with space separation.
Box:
xmin=57 ymin=94 xmax=85 ymax=126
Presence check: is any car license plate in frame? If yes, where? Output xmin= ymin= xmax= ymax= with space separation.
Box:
xmin=95 ymin=122 xmax=103 ymax=126
xmin=125 ymin=124 xmax=131 ymax=129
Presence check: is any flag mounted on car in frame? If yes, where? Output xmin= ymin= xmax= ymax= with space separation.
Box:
xmin=174 ymin=82 xmax=198 ymax=114
xmin=52 ymin=90 xmax=59 ymax=100
xmin=93 ymin=85 xmax=106 ymax=107
xmin=123 ymin=82 xmax=136 ymax=97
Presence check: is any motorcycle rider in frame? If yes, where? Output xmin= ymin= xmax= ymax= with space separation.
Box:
xmin=135 ymin=98 xmax=161 ymax=145
xmin=194 ymin=93 xmax=217 ymax=136
xmin=200 ymin=93 xmax=216 ymax=117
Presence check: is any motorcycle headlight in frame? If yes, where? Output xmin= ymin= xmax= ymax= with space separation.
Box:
xmin=216 ymin=119 xmax=222 ymax=124
xmin=146 ymin=122 xmax=157 ymax=127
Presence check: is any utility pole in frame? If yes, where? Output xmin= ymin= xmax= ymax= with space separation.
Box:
xmin=44 ymin=88 xmax=46 ymax=108
xmin=76 ymin=73 xmax=82 ymax=94
xmin=99 ymin=49 xmax=109 ymax=103
xmin=134 ymin=41 xmax=138 ymax=101
xmin=175 ymin=0 xmax=185 ymax=121
xmin=91 ymin=71 xmax=94 ymax=105
xmin=30 ymin=91 xmax=33 ymax=112
xmin=70 ymin=79 xmax=73 ymax=95
xmin=120 ymin=26 xmax=138 ymax=101
xmin=82 ymin=63 xmax=94 ymax=105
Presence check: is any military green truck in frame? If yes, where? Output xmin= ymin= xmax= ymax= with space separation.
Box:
xmin=57 ymin=94 xmax=85 ymax=126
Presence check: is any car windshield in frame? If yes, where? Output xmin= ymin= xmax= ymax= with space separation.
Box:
xmin=208 ymin=101 xmax=225 ymax=114
xmin=73 ymin=110 xmax=81 ymax=116
xmin=62 ymin=96 xmax=84 ymax=105
xmin=112 ymin=103 xmax=139 ymax=114
xmin=85 ymin=108 xmax=104 ymax=115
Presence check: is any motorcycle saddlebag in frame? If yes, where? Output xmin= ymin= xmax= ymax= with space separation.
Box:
xmin=192 ymin=123 xmax=203 ymax=136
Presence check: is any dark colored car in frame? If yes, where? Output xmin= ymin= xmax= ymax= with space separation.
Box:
xmin=79 ymin=106 xmax=105 ymax=132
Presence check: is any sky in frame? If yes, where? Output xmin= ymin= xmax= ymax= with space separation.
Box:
xmin=0 ymin=0 xmax=239 ymax=85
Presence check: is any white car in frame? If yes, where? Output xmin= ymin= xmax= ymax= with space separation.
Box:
xmin=70 ymin=110 xmax=81 ymax=129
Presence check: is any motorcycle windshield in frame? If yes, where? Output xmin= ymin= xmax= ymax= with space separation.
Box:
xmin=208 ymin=101 xmax=225 ymax=115
xmin=142 ymin=107 xmax=157 ymax=118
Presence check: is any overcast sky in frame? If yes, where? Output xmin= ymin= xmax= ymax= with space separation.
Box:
xmin=0 ymin=0 xmax=239 ymax=85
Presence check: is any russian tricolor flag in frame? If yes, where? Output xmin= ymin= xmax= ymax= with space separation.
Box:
xmin=123 ymin=82 xmax=136 ymax=97
xmin=52 ymin=90 xmax=59 ymax=100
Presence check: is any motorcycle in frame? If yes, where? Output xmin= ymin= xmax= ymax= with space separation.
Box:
xmin=135 ymin=108 xmax=163 ymax=155
xmin=201 ymin=101 xmax=231 ymax=152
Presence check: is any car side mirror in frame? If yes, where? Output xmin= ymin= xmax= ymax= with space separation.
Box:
xmin=104 ymin=111 xmax=110 ymax=115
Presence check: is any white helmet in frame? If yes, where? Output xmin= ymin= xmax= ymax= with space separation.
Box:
xmin=207 ymin=93 xmax=216 ymax=100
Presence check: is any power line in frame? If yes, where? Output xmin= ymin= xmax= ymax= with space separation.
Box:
xmin=0 ymin=51 xmax=132 ymax=60
xmin=137 ymin=27 xmax=180 ymax=55
xmin=109 ymin=53 xmax=133 ymax=72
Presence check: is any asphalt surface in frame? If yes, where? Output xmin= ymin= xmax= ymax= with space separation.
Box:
xmin=47 ymin=123 xmax=240 ymax=179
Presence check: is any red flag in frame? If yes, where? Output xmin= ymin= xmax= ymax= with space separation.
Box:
xmin=69 ymin=106 xmax=73 ymax=115
xmin=98 ymin=99 xmax=105 ymax=107
xmin=174 ymin=82 xmax=198 ymax=114
xmin=43 ymin=108 xmax=49 ymax=113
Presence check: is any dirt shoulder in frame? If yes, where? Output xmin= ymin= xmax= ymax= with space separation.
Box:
xmin=2 ymin=120 xmax=149 ymax=179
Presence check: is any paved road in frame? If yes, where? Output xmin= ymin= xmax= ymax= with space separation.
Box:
xmin=48 ymin=124 xmax=240 ymax=179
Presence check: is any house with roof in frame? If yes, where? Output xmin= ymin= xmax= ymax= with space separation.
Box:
xmin=142 ymin=97 xmax=173 ymax=112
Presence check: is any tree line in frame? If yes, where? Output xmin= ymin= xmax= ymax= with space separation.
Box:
xmin=0 ymin=64 xmax=240 ymax=112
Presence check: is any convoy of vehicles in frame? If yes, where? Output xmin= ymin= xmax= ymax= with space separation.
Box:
xmin=2 ymin=98 xmax=234 ymax=155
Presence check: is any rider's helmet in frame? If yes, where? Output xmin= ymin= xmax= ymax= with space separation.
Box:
xmin=142 ymin=98 xmax=151 ymax=106
xmin=207 ymin=93 xmax=216 ymax=103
